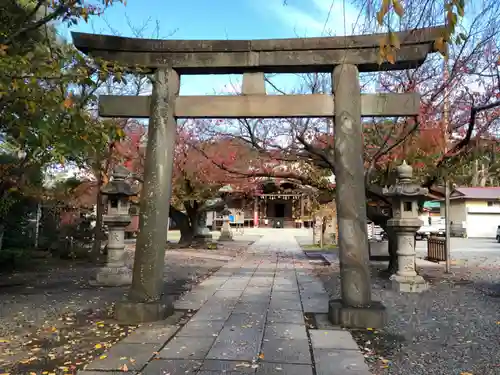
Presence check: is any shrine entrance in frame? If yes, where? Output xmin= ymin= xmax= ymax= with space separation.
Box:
xmin=73 ymin=26 xmax=442 ymax=326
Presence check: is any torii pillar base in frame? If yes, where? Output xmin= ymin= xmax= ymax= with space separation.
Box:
xmin=328 ymin=300 xmax=387 ymax=329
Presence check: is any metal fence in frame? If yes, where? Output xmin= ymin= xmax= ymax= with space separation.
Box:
xmin=427 ymin=235 xmax=447 ymax=262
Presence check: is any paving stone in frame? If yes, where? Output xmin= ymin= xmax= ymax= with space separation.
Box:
xmin=120 ymin=323 xmax=178 ymax=344
xmin=233 ymin=270 xmax=256 ymax=277
xmin=141 ymin=359 xmax=203 ymax=375
xmin=267 ymin=310 xmax=304 ymax=324
xmin=85 ymin=343 xmax=157 ymax=371
xmin=242 ymin=286 xmax=272 ymax=297
xmin=309 ymin=330 xmax=360 ymax=350
xmin=198 ymin=372 xmax=251 ymax=375
xmin=269 ymin=298 xmax=302 ymax=311
xmin=233 ymin=301 xmax=269 ymax=315
xmin=213 ymin=289 xmax=244 ymax=302
xmin=191 ymin=301 xmax=235 ymax=321
xmin=248 ymin=279 xmax=274 ymax=287
xmin=299 ymin=283 xmax=326 ymax=294
xmin=271 ymin=291 xmax=300 ymax=300
xmin=301 ymin=297 xmax=329 ymax=313
xmin=296 ymin=276 xmax=316 ymax=284
xmin=260 ymin=338 xmax=312 ymax=364
xmin=272 ymin=284 xmax=299 ymax=292
xmin=273 ymin=276 xmax=297 ymax=284
xmin=201 ymin=359 xmax=256 ymax=373
xmin=78 ymin=372 xmax=134 ymax=375
xmin=219 ymin=278 xmax=251 ymax=290
xmin=240 ymin=289 xmax=271 ymax=303
xmin=224 ymin=312 xmax=266 ymax=330
xmin=158 ymin=336 xmax=216 ymax=359
xmin=313 ymin=348 xmax=371 ymax=375
xmin=198 ymin=277 xmax=230 ymax=288
xmin=255 ymin=362 xmax=314 ymax=375
xmin=177 ymin=319 xmax=225 ymax=337
xmin=206 ymin=314 xmax=265 ymax=361
xmin=264 ymin=323 xmax=308 ymax=340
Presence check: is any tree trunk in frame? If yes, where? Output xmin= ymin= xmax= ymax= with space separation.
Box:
xmin=0 ymin=223 xmax=4 ymax=251
xmin=169 ymin=205 xmax=194 ymax=247
xmin=366 ymin=205 xmax=396 ymax=275
xmin=385 ymin=226 xmax=398 ymax=274
xmin=91 ymin=191 xmax=105 ymax=261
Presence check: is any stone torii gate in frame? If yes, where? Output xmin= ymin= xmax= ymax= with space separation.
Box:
xmin=72 ymin=26 xmax=442 ymax=326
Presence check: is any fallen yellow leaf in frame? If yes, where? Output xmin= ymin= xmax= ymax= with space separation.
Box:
xmin=95 ymin=344 xmax=102 ymax=349
xmin=100 ymin=355 xmax=107 ymax=359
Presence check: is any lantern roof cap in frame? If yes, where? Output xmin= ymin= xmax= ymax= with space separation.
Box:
xmin=101 ymin=165 xmax=138 ymax=197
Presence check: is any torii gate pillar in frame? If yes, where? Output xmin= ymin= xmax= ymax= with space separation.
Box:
xmin=328 ymin=64 xmax=386 ymax=328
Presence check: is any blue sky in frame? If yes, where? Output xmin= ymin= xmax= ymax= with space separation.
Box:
xmin=62 ymin=0 xmax=362 ymax=95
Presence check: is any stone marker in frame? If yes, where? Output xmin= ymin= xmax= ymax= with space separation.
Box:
xmin=218 ymin=206 xmax=233 ymax=241
xmin=91 ymin=165 xmax=137 ymax=286
xmin=383 ymin=161 xmax=429 ymax=293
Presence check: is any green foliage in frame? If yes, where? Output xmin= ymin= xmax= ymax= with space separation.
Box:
xmin=0 ymin=248 xmax=32 ymax=271
xmin=0 ymin=0 xmax=126 ymax=168
xmin=54 ymin=219 xmax=94 ymax=260
xmin=1 ymin=193 xmax=38 ymax=249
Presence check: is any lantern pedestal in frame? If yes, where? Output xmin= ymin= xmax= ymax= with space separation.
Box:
xmin=91 ymin=216 xmax=133 ymax=286
xmin=387 ymin=216 xmax=428 ymax=293
xmin=219 ymin=217 xmax=233 ymax=241
xmin=218 ymin=208 xmax=233 ymax=241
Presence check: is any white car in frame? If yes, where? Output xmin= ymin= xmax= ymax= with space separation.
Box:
xmin=416 ymin=225 xmax=445 ymax=240
xmin=496 ymin=225 xmax=500 ymax=243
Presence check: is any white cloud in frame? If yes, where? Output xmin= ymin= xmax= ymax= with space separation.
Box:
xmin=262 ymin=0 xmax=362 ymax=37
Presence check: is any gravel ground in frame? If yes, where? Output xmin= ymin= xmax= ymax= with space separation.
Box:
xmin=314 ymin=255 xmax=500 ymax=375
xmin=0 ymin=242 xmax=249 ymax=373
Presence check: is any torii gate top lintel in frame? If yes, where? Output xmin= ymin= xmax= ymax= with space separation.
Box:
xmin=72 ymin=26 xmax=444 ymax=74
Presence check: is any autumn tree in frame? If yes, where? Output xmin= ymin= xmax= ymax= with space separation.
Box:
xmin=0 ymin=0 xmax=130 ymax=253
xmin=204 ymin=0 xmax=500 ymax=272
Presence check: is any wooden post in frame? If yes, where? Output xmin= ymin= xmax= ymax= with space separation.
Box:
xmin=300 ymin=194 xmax=305 ymax=228
xmin=253 ymin=196 xmax=259 ymax=228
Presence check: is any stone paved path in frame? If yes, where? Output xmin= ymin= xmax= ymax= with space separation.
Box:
xmin=80 ymin=232 xmax=372 ymax=375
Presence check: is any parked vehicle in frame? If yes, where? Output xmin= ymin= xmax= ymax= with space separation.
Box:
xmin=496 ymin=225 xmax=500 ymax=243
xmin=415 ymin=224 xmax=445 ymax=240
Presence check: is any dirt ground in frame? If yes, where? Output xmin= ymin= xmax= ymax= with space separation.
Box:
xmin=0 ymin=242 xmax=249 ymax=375
xmin=314 ymin=260 xmax=500 ymax=375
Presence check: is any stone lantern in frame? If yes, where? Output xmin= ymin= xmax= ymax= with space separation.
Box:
xmin=382 ymin=161 xmax=429 ymax=293
xmin=218 ymin=205 xmax=233 ymax=241
xmin=92 ymin=165 xmax=137 ymax=286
